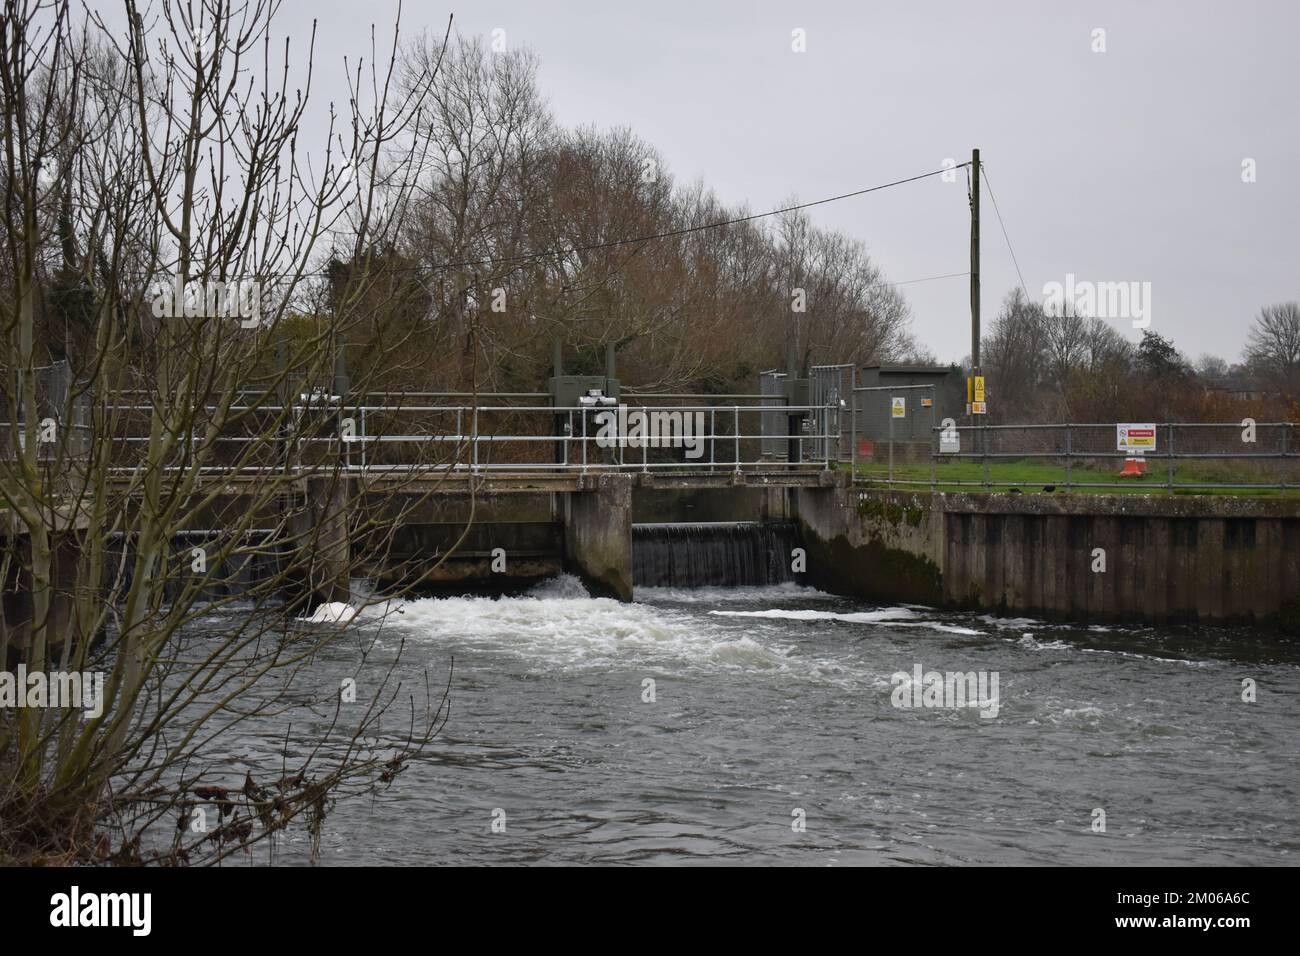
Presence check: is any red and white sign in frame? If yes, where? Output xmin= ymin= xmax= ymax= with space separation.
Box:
xmin=1116 ymin=423 xmax=1157 ymax=452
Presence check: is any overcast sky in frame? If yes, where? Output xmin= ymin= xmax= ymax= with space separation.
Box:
xmin=144 ymin=0 xmax=1300 ymax=364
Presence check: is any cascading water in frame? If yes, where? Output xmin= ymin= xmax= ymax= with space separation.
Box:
xmin=632 ymin=521 xmax=801 ymax=588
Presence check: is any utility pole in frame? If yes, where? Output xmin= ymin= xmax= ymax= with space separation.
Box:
xmin=970 ymin=147 xmax=981 ymax=379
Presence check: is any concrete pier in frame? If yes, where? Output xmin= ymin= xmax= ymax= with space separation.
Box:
xmin=284 ymin=476 xmax=353 ymax=612
xmin=563 ymin=474 xmax=634 ymax=600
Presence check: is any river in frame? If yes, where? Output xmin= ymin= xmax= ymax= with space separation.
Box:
xmin=190 ymin=575 xmax=1300 ymax=866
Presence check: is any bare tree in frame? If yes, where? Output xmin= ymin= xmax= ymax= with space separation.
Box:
xmin=1 ymin=0 xmax=460 ymax=865
xmin=1245 ymin=301 xmax=1300 ymax=401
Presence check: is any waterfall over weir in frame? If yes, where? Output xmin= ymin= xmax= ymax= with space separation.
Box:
xmin=632 ymin=521 xmax=801 ymax=588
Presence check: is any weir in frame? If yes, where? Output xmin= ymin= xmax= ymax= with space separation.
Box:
xmin=5 ymin=359 xmax=1299 ymax=635
xmin=632 ymin=521 xmax=801 ymax=588
xmin=8 ymin=468 xmax=1300 ymax=641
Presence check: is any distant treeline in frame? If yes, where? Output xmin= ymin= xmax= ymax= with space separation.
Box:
xmin=976 ymin=291 xmax=1300 ymax=423
xmin=312 ymin=33 xmax=940 ymax=397
xmin=14 ymin=30 xmax=1296 ymax=418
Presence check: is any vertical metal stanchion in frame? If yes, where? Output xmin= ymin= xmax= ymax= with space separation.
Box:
xmin=709 ymin=408 xmax=716 ymax=470
xmin=888 ymin=407 xmax=894 ymax=487
xmin=982 ymin=424 xmax=990 ymax=489
xmin=930 ymin=386 xmax=937 ymax=491
xmin=580 ymin=409 xmax=586 ymax=471
xmin=360 ymin=406 xmax=366 ymax=471
xmin=1281 ymin=423 xmax=1290 ymax=492
xmin=850 ymin=368 xmax=857 ymax=480
xmin=734 ymin=406 xmax=740 ymax=471
xmin=471 ymin=407 xmax=478 ymax=472
xmin=642 ymin=406 xmax=649 ymax=473
xmin=1167 ymin=423 xmax=1175 ymax=494
xmin=1065 ymin=424 xmax=1072 ymax=491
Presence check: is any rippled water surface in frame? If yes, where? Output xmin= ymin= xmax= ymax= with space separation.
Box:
xmin=202 ymin=577 xmax=1300 ymax=865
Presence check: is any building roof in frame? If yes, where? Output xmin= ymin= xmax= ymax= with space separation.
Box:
xmin=859 ymin=364 xmax=958 ymax=375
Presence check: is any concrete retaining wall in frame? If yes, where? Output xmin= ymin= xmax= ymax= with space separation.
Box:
xmin=795 ymin=482 xmax=1300 ymax=626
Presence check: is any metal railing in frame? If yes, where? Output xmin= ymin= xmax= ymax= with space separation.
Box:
xmin=343 ymin=402 xmax=837 ymax=473
xmin=851 ymin=420 xmax=1299 ymax=493
xmin=3 ymin=398 xmax=838 ymax=475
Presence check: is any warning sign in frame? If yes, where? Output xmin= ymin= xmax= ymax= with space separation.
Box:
xmin=972 ymin=401 xmax=987 ymax=415
xmin=1117 ymin=423 xmax=1157 ymax=452
xmin=973 ymin=376 xmax=985 ymax=403
xmin=891 ymin=397 xmax=906 ymax=418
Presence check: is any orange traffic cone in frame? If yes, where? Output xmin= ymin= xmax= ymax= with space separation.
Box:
xmin=1118 ymin=454 xmax=1147 ymax=477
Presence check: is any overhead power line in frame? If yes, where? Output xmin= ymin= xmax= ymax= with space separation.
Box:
xmin=980 ymin=165 xmax=1031 ymax=304
xmin=890 ymin=270 xmax=970 ymax=287
xmin=426 ymin=163 xmax=970 ymax=274
xmin=58 ymin=162 xmax=970 ymax=281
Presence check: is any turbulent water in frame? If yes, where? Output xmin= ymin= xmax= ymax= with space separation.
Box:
xmin=194 ymin=576 xmax=1300 ymax=866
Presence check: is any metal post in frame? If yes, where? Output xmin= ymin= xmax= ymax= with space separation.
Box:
xmin=642 ymin=406 xmax=649 ymax=473
xmin=710 ymin=408 xmax=716 ymax=469
xmin=1065 ymin=424 xmax=1072 ymax=491
xmin=360 ymin=406 xmax=366 ymax=471
xmin=1282 ymin=423 xmax=1289 ymax=492
xmin=930 ymin=385 xmax=937 ymax=491
xmin=1167 ymin=423 xmax=1174 ymax=494
xmin=888 ymin=408 xmax=894 ymax=486
xmin=850 ymin=366 xmax=857 ymax=479
xmin=733 ymin=406 xmax=740 ymax=471
xmin=982 ymin=424 xmax=990 ymax=489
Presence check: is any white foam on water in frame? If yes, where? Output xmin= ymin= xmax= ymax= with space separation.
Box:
xmin=1017 ymin=634 xmax=1074 ymax=651
xmin=525 ymin=574 xmax=593 ymax=600
xmin=301 ymin=601 xmax=360 ymax=624
xmin=708 ymin=607 xmax=983 ymax=635
xmin=978 ymin=614 xmax=1045 ymax=629
xmin=636 ymin=582 xmax=832 ymax=603
xmin=356 ymin=575 xmax=875 ymax=687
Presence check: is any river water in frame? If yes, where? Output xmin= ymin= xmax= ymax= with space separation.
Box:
xmin=193 ymin=575 xmax=1300 ymax=866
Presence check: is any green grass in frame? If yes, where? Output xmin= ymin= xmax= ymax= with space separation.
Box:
xmin=843 ymin=458 xmax=1300 ymax=496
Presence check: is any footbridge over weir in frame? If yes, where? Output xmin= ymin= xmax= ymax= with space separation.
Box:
xmin=7 ymin=352 xmax=1300 ymax=632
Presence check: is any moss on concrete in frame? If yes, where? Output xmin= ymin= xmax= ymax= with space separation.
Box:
xmin=855 ymin=495 xmax=925 ymax=528
xmin=799 ymin=526 xmax=942 ymax=606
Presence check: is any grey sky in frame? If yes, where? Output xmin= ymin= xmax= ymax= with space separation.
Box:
xmin=193 ymin=0 xmax=1300 ymax=364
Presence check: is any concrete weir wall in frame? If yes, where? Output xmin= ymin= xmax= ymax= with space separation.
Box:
xmin=794 ymin=481 xmax=1300 ymax=626
xmin=563 ymin=474 xmax=634 ymax=600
